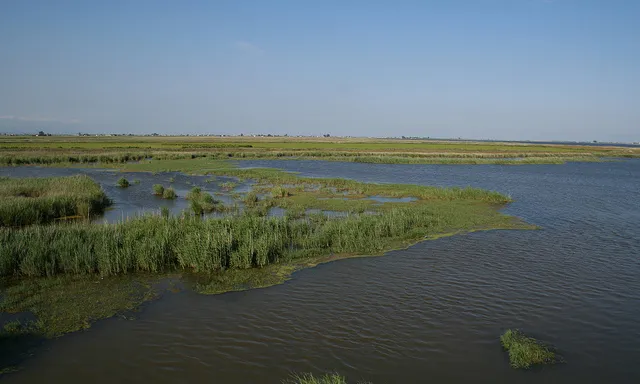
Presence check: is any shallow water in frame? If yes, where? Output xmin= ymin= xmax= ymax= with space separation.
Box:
xmin=2 ymin=160 xmax=640 ymax=383
xmin=0 ymin=167 xmax=251 ymax=222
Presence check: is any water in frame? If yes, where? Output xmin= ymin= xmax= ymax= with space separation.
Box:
xmin=0 ymin=167 xmax=252 ymax=222
xmin=2 ymin=160 xmax=640 ymax=383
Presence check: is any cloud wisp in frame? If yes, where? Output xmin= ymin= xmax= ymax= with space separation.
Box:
xmin=233 ymin=41 xmax=265 ymax=56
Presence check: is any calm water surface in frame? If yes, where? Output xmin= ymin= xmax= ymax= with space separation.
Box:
xmin=2 ymin=160 xmax=640 ymax=383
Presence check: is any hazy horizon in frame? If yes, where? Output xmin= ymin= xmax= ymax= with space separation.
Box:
xmin=1 ymin=1 xmax=638 ymax=142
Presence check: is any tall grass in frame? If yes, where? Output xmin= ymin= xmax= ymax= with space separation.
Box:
xmin=500 ymin=329 xmax=556 ymax=369
xmin=0 ymin=175 xmax=111 ymax=226
xmin=272 ymin=185 xmax=290 ymax=198
xmin=162 ymin=187 xmax=177 ymax=199
xmin=0 ymin=201 xmax=522 ymax=278
xmin=244 ymin=191 xmax=259 ymax=207
xmin=186 ymin=187 xmax=219 ymax=214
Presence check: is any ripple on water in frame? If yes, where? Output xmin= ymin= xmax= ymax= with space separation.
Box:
xmin=2 ymin=160 xmax=640 ymax=383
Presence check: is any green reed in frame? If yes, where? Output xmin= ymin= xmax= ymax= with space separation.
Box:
xmin=0 ymin=175 xmax=111 ymax=226
xmin=0 ymin=201 xmax=525 ymax=278
xmin=162 ymin=187 xmax=177 ymax=199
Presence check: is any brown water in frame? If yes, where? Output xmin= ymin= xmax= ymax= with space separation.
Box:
xmin=2 ymin=160 xmax=640 ymax=383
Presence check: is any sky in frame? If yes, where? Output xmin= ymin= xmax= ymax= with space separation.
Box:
xmin=0 ymin=0 xmax=639 ymax=141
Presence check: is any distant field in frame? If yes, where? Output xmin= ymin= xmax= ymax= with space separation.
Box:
xmin=0 ymin=135 xmax=638 ymax=165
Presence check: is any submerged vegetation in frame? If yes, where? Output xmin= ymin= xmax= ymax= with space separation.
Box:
xmin=0 ymin=175 xmax=111 ymax=226
xmin=500 ymin=329 xmax=556 ymax=369
xmin=0 ymin=275 xmax=158 ymax=337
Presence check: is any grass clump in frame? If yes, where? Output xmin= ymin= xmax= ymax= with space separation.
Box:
xmin=116 ymin=177 xmax=130 ymax=188
xmin=220 ymin=181 xmax=237 ymax=191
xmin=0 ymin=175 xmax=111 ymax=226
xmin=500 ymin=329 xmax=556 ymax=369
xmin=152 ymin=184 xmax=165 ymax=196
xmin=186 ymin=186 xmax=202 ymax=200
xmin=244 ymin=191 xmax=259 ymax=207
xmin=186 ymin=187 xmax=220 ymax=214
xmin=162 ymin=187 xmax=177 ymax=200
xmin=272 ymin=185 xmax=290 ymax=198
xmin=286 ymin=204 xmax=306 ymax=219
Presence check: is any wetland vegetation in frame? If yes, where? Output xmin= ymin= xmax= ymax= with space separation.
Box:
xmin=116 ymin=177 xmax=130 ymax=188
xmin=0 ymin=175 xmax=111 ymax=227
xmin=501 ymin=329 xmax=557 ymax=369
xmin=0 ymin=136 xmax=583 ymax=375
xmin=0 ymin=158 xmax=532 ymax=341
xmin=0 ymin=135 xmax=638 ymax=167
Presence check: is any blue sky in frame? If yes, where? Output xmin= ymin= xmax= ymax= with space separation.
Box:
xmin=1 ymin=0 xmax=638 ymax=141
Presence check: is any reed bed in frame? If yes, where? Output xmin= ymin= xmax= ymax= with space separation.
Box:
xmin=1 ymin=140 xmax=635 ymax=167
xmin=0 ymin=202 xmax=520 ymax=278
xmin=0 ymin=175 xmax=111 ymax=226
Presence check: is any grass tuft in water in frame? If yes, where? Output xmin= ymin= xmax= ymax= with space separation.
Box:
xmin=162 ymin=187 xmax=177 ymax=200
xmin=244 ymin=191 xmax=259 ymax=207
xmin=272 ymin=185 xmax=290 ymax=198
xmin=500 ymin=329 xmax=556 ymax=369
xmin=116 ymin=177 xmax=130 ymax=188
xmin=185 ymin=186 xmax=202 ymax=200
xmin=152 ymin=184 xmax=165 ymax=196
xmin=220 ymin=181 xmax=237 ymax=191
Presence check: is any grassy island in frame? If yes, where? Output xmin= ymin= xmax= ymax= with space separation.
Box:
xmin=0 ymin=175 xmax=111 ymax=227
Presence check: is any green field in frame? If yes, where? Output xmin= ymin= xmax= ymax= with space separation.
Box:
xmin=1 ymin=136 xmax=638 ymax=166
